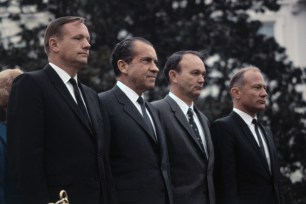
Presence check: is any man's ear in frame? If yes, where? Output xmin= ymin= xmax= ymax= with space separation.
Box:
xmin=117 ymin=60 xmax=128 ymax=74
xmin=49 ymin=38 xmax=60 ymax=53
xmin=231 ymin=87 xmax=241 ymax=99
xmin=169 ymin=70 xmax=178 ymax=83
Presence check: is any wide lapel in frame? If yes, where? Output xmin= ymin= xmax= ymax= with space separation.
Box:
xmin=44 ymin=65 xmax=92 ymax=134
xmin=194 ymin=107 xmax=212 ymax=161
xmin=113 ymin=86 xmax=156 ymax=142
xmin=231 ymin=112 xmax=270 ymax=174
xmin=164 ymin=95 xmax=205 ymax=154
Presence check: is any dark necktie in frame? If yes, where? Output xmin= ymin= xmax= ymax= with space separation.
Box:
xmin=137 ymin=97 xmax=156 ymax=140
xmin=187 ymin=108 xmax=205 ymax=153
xmin=252 ymin=119 xmax=267 ymax=159
xmin=69 ymin=78 xmax=90 ymax=123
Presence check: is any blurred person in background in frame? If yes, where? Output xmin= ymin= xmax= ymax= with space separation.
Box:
xmin=0 ymin=68 xmax=23 ymax=204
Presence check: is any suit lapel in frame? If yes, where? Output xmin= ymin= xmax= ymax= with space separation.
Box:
xmin=164 ymin=96 xmax=206 ymax=156
xmin=194 ymin=107 xmax=212 ymax=159
xmin=44 ymin=65 xmax=93 ymax=135
xmin=259 ymin=124 xmax=277 ymax=175
xmin=147 ymin=103 xmax=162 ymax=143
xmin=231 ymin=112 xmax=271 ymax=174
xmin=113 ymin=86 xmax=157 ymax=142
xmin=79 ymin=84 xmax=98 ymax=136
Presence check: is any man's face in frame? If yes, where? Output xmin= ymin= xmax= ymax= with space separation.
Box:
xmin=237 ymin=70 xmax=268 ymax=116
xmin=56 ymin=21 xmax=91 ymax=70
xmin=172 ymin=54 xmax=206 ymax=101
xmin=124 ymin=41 xmax=159 ymax=94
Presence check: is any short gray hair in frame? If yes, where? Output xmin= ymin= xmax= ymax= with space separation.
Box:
xmin=229 ymin=66 xmax=261 ymax=90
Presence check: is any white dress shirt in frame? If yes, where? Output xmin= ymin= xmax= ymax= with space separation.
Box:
xmin=49 ymin=63 xmax=87 ymax=107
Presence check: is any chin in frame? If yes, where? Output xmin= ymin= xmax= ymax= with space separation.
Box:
xmin=81 ymin=60 xmax=88 ymax=65
xmin=260 ymin=104 xmax=266 ymax=108
xmin=77 ymin=61 xmax=88 ymax=68
xmin=146 ymin=85 xmax=155 ymax=90
xmin=256 ymin=107 xmax=266 ymax=112
xmin=193 ymin=91 xmax=201 ymax=97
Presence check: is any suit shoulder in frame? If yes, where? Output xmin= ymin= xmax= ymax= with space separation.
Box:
xmin=81 ymin=84 xmax=96 ymax=95
xmin=146 ymin=102 xmax=158 ymax=113
xmin=98 ymin=89 xmax=116 ymax=108
xmin=18 ymin=69 xmax=45 ymax=79
xmin=211 ymin=115 xmax=233 ymax=128
xmin=151 ymin=99 xmax=168 ymax=110
xmin=12 ymin=70 xmax=46 ymax=89
xmin=98 ymin=89 xmax=113 ymax=99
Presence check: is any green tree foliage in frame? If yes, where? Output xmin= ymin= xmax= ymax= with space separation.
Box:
xmin=1 ymin=0 xmax=306 ymax=202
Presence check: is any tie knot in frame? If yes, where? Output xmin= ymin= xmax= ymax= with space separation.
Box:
xmin=137 ymin=96 xmax=144 ymax=105
xmin=187 ymin=108 xmax=193 ymax=118
xmin=69 ymin=78 xmax=77 ymax=85
xmin=252 ymin=119 xmax=258 ymax=125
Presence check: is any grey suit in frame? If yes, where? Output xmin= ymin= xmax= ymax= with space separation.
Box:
xmin=99 ymin=86 xmax=173 ymax=204
xmin=152 ymin=95 xmax=215 ymax=204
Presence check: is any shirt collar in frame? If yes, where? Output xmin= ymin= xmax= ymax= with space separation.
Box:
xmin=49 ymin=63 xmax=78 ymax=84
xmin=233 ymin=108 xmax=257 ymax=126
xmin=116 ymin=81 xmax=142 ymax=103
xmin=169 ymin=92 xmax=194 ymax=115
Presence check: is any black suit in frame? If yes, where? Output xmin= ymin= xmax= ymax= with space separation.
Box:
xmin=98 ymin=86 xmax=173 ymax=204
xmin=210 ymin=111 xmax=284 ymax=204
xmin=7 ymin=65 xmax=108 ymax=204
xmin=152 ymin=95 xmax=215 ymax=204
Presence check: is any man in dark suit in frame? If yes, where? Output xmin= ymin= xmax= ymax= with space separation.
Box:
xmin=210 ymin=66 xmax=284 ymax=204
xmin=98 ymin=37 xmax=173 ymax=204
xmin=152 ymin=51 xmax=215 ymax=204
xmin=7 ymin=16 xmax=108 ymax=204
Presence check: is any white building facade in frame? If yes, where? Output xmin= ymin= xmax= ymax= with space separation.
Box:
xmin=252 ymin=0 xmax=306 ymax=67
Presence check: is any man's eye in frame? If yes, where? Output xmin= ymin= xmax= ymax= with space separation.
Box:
xmin=142 ymin=58 xmax=151 ymax=64
xmin=74 ymin=36 xmax=83 ymax=40
xmin=191 ymin=72 xmax=199 ymax=75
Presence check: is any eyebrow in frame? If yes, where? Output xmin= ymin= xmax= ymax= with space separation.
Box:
xmin=141 ymin=56 xmax=158 ymax=63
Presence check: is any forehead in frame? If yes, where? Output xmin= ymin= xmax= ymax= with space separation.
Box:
xmin=244 ymin=70 xmax=266 ymax=84
xmin=61 ymin=21 xmax=89 ymax=36
xmin=132 ymin=40 xmax=157 ymax=59
xmin=180 ymin=53 xmax=205 ymax=71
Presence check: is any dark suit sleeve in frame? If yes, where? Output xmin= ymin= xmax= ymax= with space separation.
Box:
xmin=210 ymin=120 xmax=238 ymax=204
xmin=7 ymin=74 xmax=49 ymax=203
